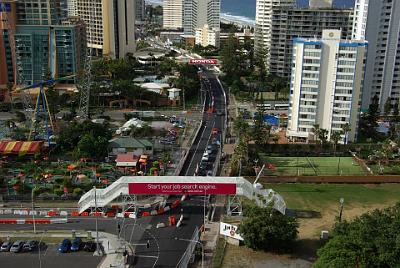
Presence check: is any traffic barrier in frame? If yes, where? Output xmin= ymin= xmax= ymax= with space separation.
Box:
xmin=106 ymin=212 xmax=115 ymax=218
xmin=164 ymin=206 xmax=170 ymax=212
xmin=81 ymin=212 xmax=89 ymax=217
xmin=150 ymin=210 xmax=157 ymax=216
xmin=142 ymin=211 xmax=150 ymax=217
xmin=29 ymin=211 xmax=37 ymax=216
xmin=0 ymin=210 xmax=3 ymax=215
xmin=157 ymin=208 xmax=164 ymax=215
xmin=47 ymin=211 xmax=57 ymax=217
xmin=16 ymin=219 xmax=25 ymax=224
xmin=0 ymin=219 xmax=17 ymax=224
xmin=39 ymin=211 xmax=47 ymax=216
xmin=92 ymin=212 xmax=102 ymax=217
xmin=71 ymin=211 xmax=79 ymax=217
xmin=60 ymin=211 xmax=68 ymax=216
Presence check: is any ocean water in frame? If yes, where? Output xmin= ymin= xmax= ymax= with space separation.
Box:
xmin=145 ymin=0 xmax=355 ymax=25
xmin=221 ymin=0 xmax=355 ymax=24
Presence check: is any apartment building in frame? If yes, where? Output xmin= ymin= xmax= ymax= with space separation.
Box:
xmin=183 ymin=0 xmax=220 ymax=35
xmin=287 ymin=30 xmax=367 ymax=144
xmin=76 ymin=0 xmax=136 ymax=58
xmin=135 ymin=0 xmax=145 ymax=21
xmin=362 ymin=0 xmax=400 ymax=113
xmin=163 ymin=0 xmax=183 ymax=29
xmin=269 ymin=7 xmax=353 ymax=79
xmin=195 ymin=24 xmax=220 ymax=48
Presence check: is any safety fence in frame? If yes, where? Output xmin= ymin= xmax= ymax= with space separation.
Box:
xmin=177 ymin=226 xmax=200 ymax=268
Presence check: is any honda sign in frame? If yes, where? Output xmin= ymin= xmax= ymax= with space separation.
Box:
xmin=189 ymin=59 xmax=218 ymax=65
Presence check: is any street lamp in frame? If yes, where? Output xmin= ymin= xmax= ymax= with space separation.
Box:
xmin=31 ymin=187 xmax=36 ymax=234
xmin=339 ymin=197 xmax=344 ymax=222
xmin=93 ymin=186 xmax=100 ymax=255
xmin=174 ymin=237 xmax=204 ymax=268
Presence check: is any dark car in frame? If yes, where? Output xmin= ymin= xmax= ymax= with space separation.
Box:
xmin=83 ymin=241 xmax=96 ymax=252
xmin=22 ymin=240 xmax=39 ymax=252
xmin=70 ymin=238 xmax=82 ymax=252
xmin=10 ymin=240 xmax=25 ymax=253
xmin=58 ymin=239 xmax=71 ymax=253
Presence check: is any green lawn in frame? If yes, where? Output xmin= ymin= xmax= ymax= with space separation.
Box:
xmin=266 ymin=183 xmax=400 ymax=211
xmin=258 ymin=155 xmax=366 ymax=176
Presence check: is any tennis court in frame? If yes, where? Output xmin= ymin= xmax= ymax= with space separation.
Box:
xmin=258 ymin=155 xmax=367 ymax=176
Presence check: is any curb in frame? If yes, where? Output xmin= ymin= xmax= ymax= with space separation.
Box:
xmin=0 ymin=218 xmax=68 ymax=224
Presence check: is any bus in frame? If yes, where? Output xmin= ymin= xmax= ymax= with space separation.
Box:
xmin=256 ymin=103 xmax=272 ymax=110
xmin=274 ymin=103 xmax=289 ymax=110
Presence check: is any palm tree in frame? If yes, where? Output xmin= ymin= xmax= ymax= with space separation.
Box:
xmin=330 ymin=131 xmax=342 ymax=156
xmin=312 ymin=124 xmax=321 ymax=143
xmin=341 ymin=123 xmax=351 ymax=145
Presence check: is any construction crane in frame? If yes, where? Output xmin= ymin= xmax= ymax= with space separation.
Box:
xmin=18 ymin=75 xmax=76 ymax=146
xmin=78 ymin=1 xmax=96 ymax=119
xmin=0 ymin=1 xmax=33 ymax=112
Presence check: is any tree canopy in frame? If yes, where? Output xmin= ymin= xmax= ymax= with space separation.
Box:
xmin=315 ymin=203 xmax=400 ymax=268
xmin=239 ymin=204 xmax=298 ymax=252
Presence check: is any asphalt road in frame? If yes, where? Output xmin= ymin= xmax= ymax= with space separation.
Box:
xmin=180 ymin=71 xmax=226 ymax=176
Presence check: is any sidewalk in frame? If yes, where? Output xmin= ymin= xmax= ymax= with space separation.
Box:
xmin=97 ymin=231 xmax=134 ymax=268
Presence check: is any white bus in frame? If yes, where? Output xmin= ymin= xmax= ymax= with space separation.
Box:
xmin=256 ymin=103 xmax=272 ymax=110
xmin=274 ymin=103 xmax=289 ymax=110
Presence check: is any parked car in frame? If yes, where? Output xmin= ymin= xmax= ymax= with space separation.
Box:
xmin=22 ymin=240 xmax=39 ymax=252
xmin=58 ymin=239 xmax=71 ymax=253
xmin=216 ymin=110 xmax=224 ymax=116
xmin=0 ymin=241 xmax=12 ymax=252
xmin=71 ymin=238 xmax=82 ymax=252
xmin=10 ymin=240 xmax=25 ymax=253
xmin=83 ymin=241 xmax=96 ymax=252
xmin=201 ymin=155 xmax=209 ymax=162
xmin=207 ymin=170 xmax=213 ymax=176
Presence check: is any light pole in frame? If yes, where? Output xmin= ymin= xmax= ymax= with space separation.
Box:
xmin=38 ymin=230 xmax=46 ymax=268
xmin=203 ymin=188 xmax=206 ymax=233
xmin=93 ymin=186 xmax=100 ymax=255
xmin=339 ymin=197 xmax=344 ymax=222
xmin=174 ymin=237 xmax=204 ymax=268
xmin=31 ymin=187 xmax=36 ymax=234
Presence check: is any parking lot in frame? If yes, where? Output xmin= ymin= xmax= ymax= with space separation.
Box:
xmin=0 ymin=245 xmax=102 ymax=268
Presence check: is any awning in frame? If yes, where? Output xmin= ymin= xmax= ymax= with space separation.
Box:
xmin=116 ymin=154 xmax=138 ymax=167
xmin=0 ymin=141 xmax=44 ymax=156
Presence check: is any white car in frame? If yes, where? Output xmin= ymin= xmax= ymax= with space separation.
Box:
xmin=201 ymin=156 xmax=209 ymax=162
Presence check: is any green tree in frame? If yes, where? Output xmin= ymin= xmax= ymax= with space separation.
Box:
xmin=330 ymin=131 xmax=342 ymax=156
xmin=318 ymin=129 xmax=329 ymax=145
xmin=239 ymin=204 xmax=298 ymax=252
xmin=312 ymin=124 xmax=321 ymax=143
xmin=384 ymin=97 xmax=392 ymax=116
xmin=220 ymin=33 xmax=239 ymax=85
xmin=393 ymin=100 xmax=400 ymax=117
xmin=15 ymin=111 xmax=26 ymax=122
xmin=315 ymin=203 xmax=400 ymax=268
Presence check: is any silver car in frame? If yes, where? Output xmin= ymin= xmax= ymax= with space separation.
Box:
xmin=0 ymin=241 xmax=12 ymax=252
xmin=10 ymin=240 xmax=25 ymax=253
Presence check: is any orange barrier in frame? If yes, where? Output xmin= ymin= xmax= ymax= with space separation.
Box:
xmin=92 ymin=212 xmax=102 ymax=217
xmin=141 ymin=211 xmax=150 ymax=217
xmin=81 ymin=212 xmax=89 ymax=217
xmin=47 ymin=211 xmax=57 ymax=217
xmin=157 ymin=208 xmax=165 ymax=215
xmin=71 ymin=211 xmax=80 ymax=217
xmin=0 ymin=219 xmax=17 ymax=224
xmin=106 ymin=212 xmax=115 ymax=218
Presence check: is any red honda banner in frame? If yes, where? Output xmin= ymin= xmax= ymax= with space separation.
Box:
xmin=128 ymin=183 xmax=236 ymax=195
xmin=189 ymin=59 xmax=218 ymax=65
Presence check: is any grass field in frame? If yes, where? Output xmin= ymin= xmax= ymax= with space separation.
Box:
xmin=259 ymin=155 xmax=366 ymax=176
xmin=267 ymin=183 xmax=400 ymax=212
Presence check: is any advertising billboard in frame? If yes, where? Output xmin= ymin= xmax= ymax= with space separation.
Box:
xmin=128 ymin=182 xmax=236 ymax=195
xmin=219 ymin=222 xmax=244 ymax=241
xmin=189 ymin=59 xmax=218 ymax=65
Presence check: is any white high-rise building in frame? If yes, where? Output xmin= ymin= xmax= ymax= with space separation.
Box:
xmin=76 ymin=0 xmax=136 ymax=58
xmin=183 ymin=0 xmax=220 ymax=35
xmin=67 ymin=0 xmax=77 ymax=17
xmin=135 ymin=0 xmax=145 ymax=21
xmin=352 ymin=0 xmax=369 ymax=40
xmin=362 ymin=0 xmax=400 ymax=113
xmin=195 ymin=24 xmax=220 ymax=48
xmin=254 ymin=0 xmax=295 ymax=59
xmin=163 ymin=0 xmax=183 ymax=29
xmin=287 ymin=30 xmax=367 ymax=143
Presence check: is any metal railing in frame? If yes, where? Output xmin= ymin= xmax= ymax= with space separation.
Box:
xmin=176 ymin=226 xmax=199 ymax=268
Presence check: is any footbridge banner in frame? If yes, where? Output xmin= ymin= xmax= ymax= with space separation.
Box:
xmin=128 ymin=182 xmax=236 ymax=195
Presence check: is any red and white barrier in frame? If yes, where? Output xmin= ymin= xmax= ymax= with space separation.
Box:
xmin=0 ymin=218 xmax=67 ymax=224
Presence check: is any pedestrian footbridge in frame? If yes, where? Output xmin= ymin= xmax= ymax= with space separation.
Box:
xmin=78 ymin=176 xmax=286 ymax=214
